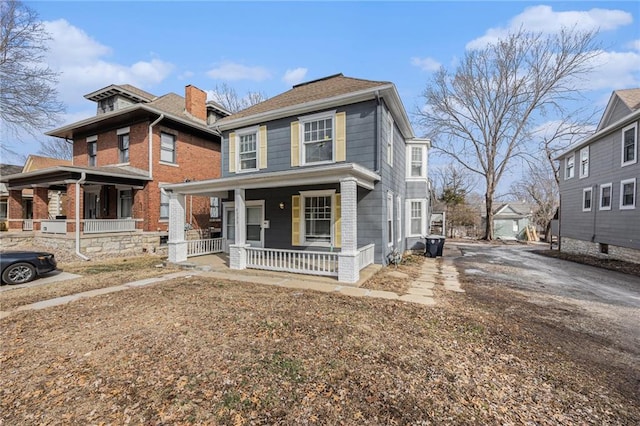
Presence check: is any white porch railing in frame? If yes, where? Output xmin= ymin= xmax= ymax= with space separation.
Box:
xmin=22 ymin=219 xmax=33 ymax=231
xmin=187 ymin=238 xmax=224 ymax=256
xmin=83 ymin=219 xmax=137 ymax=234
xmin=357 ymin=243 xmax=375 ymax=271
xmin=246 ymin=247 xmax=339 ymax=277
xmin=41 ymin=220 xmax=66 ymax=234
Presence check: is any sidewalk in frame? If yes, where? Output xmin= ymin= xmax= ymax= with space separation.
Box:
xmin=1 ymin=255 xmax=464 ymax=318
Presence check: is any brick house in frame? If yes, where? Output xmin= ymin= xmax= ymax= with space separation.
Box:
xmin=162 ymin=74 xmax=431 ymax=282
xmin=0 ymin=84 xmax=228 ymax=256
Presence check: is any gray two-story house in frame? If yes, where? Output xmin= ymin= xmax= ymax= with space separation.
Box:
xmin=163 ymin=74 xmax=431 ymax=283
xmin=556 ymin=88 xmax=639 ymax=263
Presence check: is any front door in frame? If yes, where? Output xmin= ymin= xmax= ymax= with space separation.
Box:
xmin=223 ymin=202 xmax=264 ymax=252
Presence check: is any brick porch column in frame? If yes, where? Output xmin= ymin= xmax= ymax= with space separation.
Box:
xmin=8 ymin=190 xmax=23 ymax=230
xmin=338 ymin=177 xmax=359 ymax=283
xmin=229 ymin=188 xmax=248 ymax=270
xmin=65 ymin=182 xmax=82 ymax=233
xmin=32 ymin=186 xmax=49 ymax=231
xmin=167 ymin=191 xmax=187 ymax=263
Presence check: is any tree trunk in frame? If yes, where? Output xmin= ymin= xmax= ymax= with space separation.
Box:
xmin=484 ymin=191 xmax=494 ymax=240
xmin=544 ymin=220 xmax=552 ymax=242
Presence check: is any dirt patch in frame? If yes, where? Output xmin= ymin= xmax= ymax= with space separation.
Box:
xmin=533 ymin=249 xmax=640 ymax=277
xmin=361 ymin=253 xmax=424 ymax=294
xmin=1 ymin=258 xmax=638 ymax=423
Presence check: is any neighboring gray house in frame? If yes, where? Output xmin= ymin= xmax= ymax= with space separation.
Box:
xmin=556 ymin=88 xmax=639 ymax=264
xmin=163 ymin=74 xmax=431 ymax=283
xmin=491 ymin=202 xmax=533 ymax=240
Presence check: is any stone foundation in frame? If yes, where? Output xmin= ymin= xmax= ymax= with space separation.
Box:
xmin=561 ymin=236 xmax=640 ymax=265
xmin=0 ymin=232 xmax=168 ymax=260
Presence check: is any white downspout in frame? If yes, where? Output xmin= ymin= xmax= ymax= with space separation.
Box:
xmin=75 ymin=172 xmax=89 ymax=260
xmin=148 ymin=114 xmax=164 ymax=179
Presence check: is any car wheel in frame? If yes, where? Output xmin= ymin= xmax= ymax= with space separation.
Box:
xmin=2 ymin=262 xmax=37 ymax=285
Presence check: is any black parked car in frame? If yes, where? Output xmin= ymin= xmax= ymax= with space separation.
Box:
xmin=1 ymin=251 xmax=58 ymax=285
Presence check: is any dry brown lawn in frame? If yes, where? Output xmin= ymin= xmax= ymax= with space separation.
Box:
xmin=1 ymin=253 xmax=639 ymax=424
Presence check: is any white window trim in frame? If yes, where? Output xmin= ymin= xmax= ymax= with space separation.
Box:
xmin=160 ymin=132 xmax=177 ymax=164
xmin=406 ymin=199 xmax=427 ymax=237
xmin=565 ymin=153 xmax=575 ymax=180
xmin=396 ymin=195 xmax=402 ymax=243
xmin=387 ymin=191 xmax=394 ymax=247
xmin=579 ymin=146 xmax=589 ymax=179
xmin=599 ymin=183 xmax=612 ymax=211
xmin=299 ymin=110 xmax=336 ymax=166
xmin=159 ymin=186 xmax=169 ymax=221
xmin=406 ymin=144 xmax=428 ymax=180
xmin=385 ymin=109 xmax=394 ymax=166
xmin=299 ymin=189 xmax=336 ymax=247
xmin=234 ymin=125 xmax=260 ymax=173
xmin=620 ymin=178 xmax=636 ymax=210
xmin=621 ymin=123 xmax=638 ymax=167
xmin=582 ymin=187 xmax=592 ymax=212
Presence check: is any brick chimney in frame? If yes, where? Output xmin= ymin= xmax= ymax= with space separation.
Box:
xmin=185 ymin=85 xmax=207 ymax=122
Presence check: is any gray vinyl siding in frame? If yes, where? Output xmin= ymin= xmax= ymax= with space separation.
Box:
xmin=221 ymin=101 xmax=377 ymax=177
xmin=559 ymin=120 xmax=640 ymax=249
xmin=603 ymin=101 xmax=632 ymax=128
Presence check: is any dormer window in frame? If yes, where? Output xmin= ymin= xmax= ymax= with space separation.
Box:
xmin=99 ymin=97 xmax=114 ymax=114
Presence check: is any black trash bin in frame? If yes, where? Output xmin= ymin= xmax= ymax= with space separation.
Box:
xmin=425 ymin=235 xmax=445 ymax=257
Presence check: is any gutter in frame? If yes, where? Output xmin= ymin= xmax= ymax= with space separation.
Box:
xmin=148 ymin=114 xmax=164 ymax=180
xmin=75 ymin=172 xmax=90 ymax=261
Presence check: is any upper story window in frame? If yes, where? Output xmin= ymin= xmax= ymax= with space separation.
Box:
xmin=87 ymin=135 xmax=97 ymax=167
xmin=622 ymin=123 xmax=637 ymax=167
xmin=407 ymin=145 xmax=427 ymax=179
xmin=582 ymin=187 xmax=592 ymax=212
xmin=238 ymin=130 xmax=258 ymax=171
xmin=565 ymin=154 xmax=575 ymax=179
xmin=620 ymin=178 xmax=636 ymax=210
xmin=385 ymin=109 xmax=394 ymax=166
xmin=99 ymin=97 xmax=114 ymax=114
xmin=160 ymin=132 xmax=176 ymax=164
xmin=579 ymin=146 xmax=589 ymax=178
xmin=302 ymin=112 xmax=333 ymax=165
xmin=117 ymin=127 xmax=130 ymax=163
xmin=599 ymin=183 xmax=612 ymax=211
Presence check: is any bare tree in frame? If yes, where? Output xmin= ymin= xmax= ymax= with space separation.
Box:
xmin=418 ymin=27 xmax=601 ymax=239
xmin=37 ymin=137 xmax=72 ymax=160
xmin=433 ymin=164 xmax=479 ymax=238
xmin=511 ymin=165 xmax=558 ymax=241
xmin=209 ymin=83 xmax=267 ymax=113
xmin=0 ymin=1 xmax=65 ymax=141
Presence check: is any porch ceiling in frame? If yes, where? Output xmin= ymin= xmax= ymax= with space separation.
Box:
xmin=162 ymin=163 xmax=381 ymax=195
xmin=0 ymin=166 xmax=150 ymax=190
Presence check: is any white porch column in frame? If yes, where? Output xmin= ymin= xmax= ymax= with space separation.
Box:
xmin=168 ymin=191 xmax=187 ymax=263
xmin=230 ymin=188 xmax=248 ymax=270
xmin=338 ymin=177 xmax=359 ymax=283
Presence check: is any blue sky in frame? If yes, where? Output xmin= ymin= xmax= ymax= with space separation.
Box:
xmin=5 ymin=1 xmax=640 ymax=192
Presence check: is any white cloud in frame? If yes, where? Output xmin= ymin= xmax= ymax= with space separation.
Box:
xmin=282 ymin=68 xmax=308 ymax=85
xmin=467 ymin=5 xmax=633 ymax=49
xmin=628 ymin=39 xmax=640 ymax=51
xmin=43 ymin=19 xmax=174 ymax=105
xmin=411 ymin=57 xmax=441 ymax=72
xmin=178 ymin=71 xmax=195 ymax=80
xmin=206 ymin=61 xmax=271 ymax=81
xmin=580 ymin=50 xmax=640 ymax=91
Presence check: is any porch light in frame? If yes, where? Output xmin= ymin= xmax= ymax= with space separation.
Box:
xmin=279 ymin=201 xmax=285 ymax=210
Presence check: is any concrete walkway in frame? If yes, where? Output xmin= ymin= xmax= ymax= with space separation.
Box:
xmin=1 ymin=255 xmax=464 ymax=318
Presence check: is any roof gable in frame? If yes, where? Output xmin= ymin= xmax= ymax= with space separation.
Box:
xmin=23 ymin=155 xmax=71 ymax=172
xmin=597 ymin=88 xmax=640 ymax=131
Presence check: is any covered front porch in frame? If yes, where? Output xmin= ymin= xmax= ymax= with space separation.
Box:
xmin=0 ymin=165 xmax=150 ymax=235
xmin=163 ymin=163 xmax=380 ymax=283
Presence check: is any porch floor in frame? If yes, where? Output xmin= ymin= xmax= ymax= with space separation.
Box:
xmin=177 ymin=253 xmax=381 ymax=288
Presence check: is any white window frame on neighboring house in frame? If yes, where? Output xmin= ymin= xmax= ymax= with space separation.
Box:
xmin=387 ymin=191 xmax=394 ymax=246
xmin=621 ymin=123 xmax=637 ymax=167
xmin=159 ymin=187 xmax=169 ymax=220
xmin=620 ymin=178 xmax=636 ymax=210
xmin=579 ymin=146 xmax=589 ymax=178
xmin=235 ymin=126 xmax=259 ymax=172
xmin=406 ymin=199 xmax=426 ymax=237
xmin=0 ymin=199 xmax=7 ymax=219
xmin=87 ymin=135 xmax=97 ymax=167
xmin=160 ymin=132 xmax=177 ymax=164
xmin=117 ymin=127 xmax=130 ymax=164
xmin=300 ymin=111 xmax=335 ymax=166
xmin=599 ymin=183 xmax=612 ymax=211
xmin=565 ymin=153 xmax=575 ymax=179
xmin=396 ymin=195 xmax=402 ymax=243
xmin=210 ymin=197 xmax=220 ymax=219
xmin=406 ymin=144 xmax=427 ymax=180
xmin=582 ymin=187 xmax=592 ymax=212
xmin=300 ymin=189 xmax=335 ymax=247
